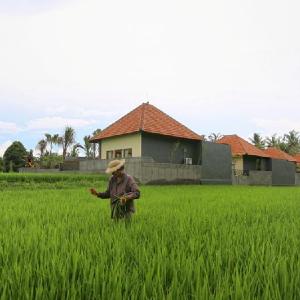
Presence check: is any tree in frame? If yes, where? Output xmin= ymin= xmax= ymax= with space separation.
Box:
xmin=70 ymin=143 xmax=84 ymax=158
xmin=208 ymin=133 xmax=223 ymax=142
xmin=52 ymin=134 xmax=60 ymax=153
xmin=58 ymin=126 xmax=76 ymax=160
xmin=83 ymin=135 xmax=92 ymax=158
xmin=0 ymin=157 xmax=3 ymax=172
xmin=36 ymin=139 xmax=47 ymax=158
xmin=3 ymin=141 xmax=27 ymax=172
xmin=92 ymin=129 xmax=101 ymax=158
xmin=249 ymin=133 xmax=265 ymax=149
xmin=284 ymin=130 xmax=300 ymax=155
xmin=265 ymin=134 xmax=287 ymax=151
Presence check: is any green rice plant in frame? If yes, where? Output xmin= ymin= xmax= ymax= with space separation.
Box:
xmin=0 ymin=185 xmax=299 ymax=299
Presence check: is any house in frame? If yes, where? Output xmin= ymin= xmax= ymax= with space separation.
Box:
xmin=217 ymin=135 xmax=271 ymax=175
xmin=90 ymin=102 xmax=203 ymax=164
xmin=88 ymin=102 xmax=232 ymax=184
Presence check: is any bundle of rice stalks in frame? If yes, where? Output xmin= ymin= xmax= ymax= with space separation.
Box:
xmin=111 ymin=195 xmax=129 ymax=219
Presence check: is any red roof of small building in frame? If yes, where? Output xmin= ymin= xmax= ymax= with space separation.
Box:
xmin=217 ymin=135 xmax=270 ymax=157
xmin=264 ymin=147 xmax=297 ymax=162
xmin=90 ymin=102 xmax=203 ymax=141
xmin=293 ymin=154 xmax=300 ymax=163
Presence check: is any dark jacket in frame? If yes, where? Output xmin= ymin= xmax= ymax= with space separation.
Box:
xmin=98 ymin=173 xmax=140 ymax=213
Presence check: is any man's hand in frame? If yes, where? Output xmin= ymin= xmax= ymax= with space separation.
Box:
xmin=90 ymin=188 xmax=98 ymax=196
xmin=119 ymin=195 xmax=127 ymax=205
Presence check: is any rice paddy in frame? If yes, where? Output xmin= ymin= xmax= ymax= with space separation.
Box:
xmin=0 ymin=173 xmax=300 ymax=299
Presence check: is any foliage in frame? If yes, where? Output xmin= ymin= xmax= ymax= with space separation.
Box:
xmin=250 ymin=130 xmax=300 ymax=155
xmin=91 ymin=129 xmax=101 ymax=158
xmin=36 ymin=139 xmax=47 ymax=157
xmin=3 ymin=141 xmax=27 ymax=172
xmin=39 ymin=154 xmax=64 ymax=169
xmin=69 ymin=143 xmax=84 ymax=158
xmin=58 ymin=126 xmax=76 ymax=160
xmin=249 ymin=133 xmax=265 ymax=149
xmin=0 ymin=185 xmax=300 ymax=298
xmin=0 ymin=157 xmax=3 ymax=172
xmin=208 ymin=132 xmax=223 ymax=142
xmin=0 ymin=172 xmax=107 ymax=190
xmin=284 ymin=130 xmax=300 ymax=155
xmin=83 ymin=135 xmax=93 ymax=158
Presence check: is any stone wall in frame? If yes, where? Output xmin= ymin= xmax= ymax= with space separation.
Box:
xmin=79 ymin=157 xmax=201 ymax=184
xmin=272 ymin=159 xmax=296 ymax=186
xmin=296 ymin=173 xmax=300 ymax=186
xmin=232 ymin=171 xmax=272 ymax=186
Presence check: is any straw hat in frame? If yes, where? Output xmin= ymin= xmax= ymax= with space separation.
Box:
xmin=105 ymin=159 xmax=125 ymax=174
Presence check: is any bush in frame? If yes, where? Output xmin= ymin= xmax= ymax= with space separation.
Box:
xmin=3 ymin=141 xmax=27 ymax=172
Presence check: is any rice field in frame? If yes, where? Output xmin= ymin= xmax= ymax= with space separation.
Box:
xmin=0 ymin=173 xmax=300 ymax=299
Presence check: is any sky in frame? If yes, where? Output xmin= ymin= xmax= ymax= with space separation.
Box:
xmin=0 ymin=0 xmax=300 ymax=156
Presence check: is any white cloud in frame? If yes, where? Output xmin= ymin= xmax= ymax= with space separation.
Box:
xmin=25 ymin=117 xmax=97 ymax=131
xmin=252 ymin=118 xmax=300 ymax=136
xmin=0 ymin=121 xmax=20 ymax=134
xmin=0 ymin=140 xmax=12 ymax=157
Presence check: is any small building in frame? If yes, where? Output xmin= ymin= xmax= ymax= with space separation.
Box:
xmin=217 ymin=135 xmax=271 ymax=175
xmin=90 ymin=102 xmax=203 ymax=164
xmin=88 ymin=102 xmax=232 ymax=184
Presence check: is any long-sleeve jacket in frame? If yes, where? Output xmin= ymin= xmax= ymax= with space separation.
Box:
xmin=97 ymin=173 xmax=140 ymax=213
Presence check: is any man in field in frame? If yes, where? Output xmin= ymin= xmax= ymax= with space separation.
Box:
xmin=90 ymin=159 xmax=140 ymax=220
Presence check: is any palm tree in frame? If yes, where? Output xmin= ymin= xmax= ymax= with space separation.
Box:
xmin=284 ymin=130 xmax=300 ymax=155
xmin=36 ymin=139 xmax=47 ymax=158
xmin=52 ymin=134 xmax=60 ymax=154
xmin=59 ymin=126 xmax=76 ymax=160
xmin=208 ymin=133 xmax=223 ymax=142
xmin=249 ymin=133 xmax=265 ymax=149
xmin=265 ymin=134 xmax=280 ymax=148
xmin=45 ymin=133 xmax=53 ymax=155
xmin=92 ymin=129 xmax=101 ymax=158
xmin=70 ymin=143 xmax=84 ymax=158
xmin=83 ymin=135 xmax=92 ymax=158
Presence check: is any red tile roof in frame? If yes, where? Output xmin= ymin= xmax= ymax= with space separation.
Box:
xmin=264 ymin=147 xmax=297 ymax=162
xmin=293 ymin=154 xmax=300 ymax=163
xmin=90 ymin=102 xmax=202 ymax=141
xmin=217 ymin=135 xmax=270 ymax=157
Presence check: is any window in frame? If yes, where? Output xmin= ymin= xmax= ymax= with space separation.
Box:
xmin=114 ymin=149 xmax=123 ymax=158
xmin=124 ymin=148 xmax=132 ymax=158
xmin=106 ymin=151 xmax=113 ymax=159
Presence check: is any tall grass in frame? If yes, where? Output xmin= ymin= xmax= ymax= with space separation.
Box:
xmin=0 ymin=173 xmax=107 ymax=190
xmin=0 ymin=184 xmax=300 ymax=299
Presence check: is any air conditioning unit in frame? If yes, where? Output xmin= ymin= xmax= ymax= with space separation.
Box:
xmin=184 ymin=157 xmax=192 ymax=165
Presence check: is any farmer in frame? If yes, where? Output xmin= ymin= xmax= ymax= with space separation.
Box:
xmin=90 ymin=159 xmax=140 ymax=220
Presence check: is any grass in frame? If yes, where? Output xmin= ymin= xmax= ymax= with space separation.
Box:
xmin=0 ymin=172 xmax=107 ymax=190
xmin=0 ymin=174 xmax=300 ymax=299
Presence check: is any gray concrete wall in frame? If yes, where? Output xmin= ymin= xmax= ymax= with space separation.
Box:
xmin=249 ymin=171 xmax=272 ymax=185
xmin=296 ymin=173 xmax=300 ymax=186
xmin=78 ymin=157 xmax=201 ymax=184
xmin=232 ymin=171 xmax=272 ymax=185
xmin=201 ymin=141 xmax=232 ymax=184
xmin=139 ymin=162 xmax=201 ymax=184
xmin=60 ymin=160 xmax=80 ymax=171
xmin=141 ymin=132 xmax=201 ymax=164
xmin=272 ymin=159 xmax=296 ymax=186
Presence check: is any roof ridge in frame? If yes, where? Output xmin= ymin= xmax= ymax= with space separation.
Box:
xmin=90 ymin=104 xmax=143 ymax=141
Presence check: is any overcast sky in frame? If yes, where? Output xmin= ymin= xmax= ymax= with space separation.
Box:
xmin=0 ymin=0 xmax=299 ymax=156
